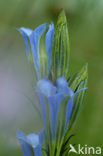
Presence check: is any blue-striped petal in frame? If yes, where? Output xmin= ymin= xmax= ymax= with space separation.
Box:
xmin=48 ymin=93 xmax=64 ymax=136
xmin=17 ymin=130 xmax=28 ymax=143
xmin=65 ymin=97 xmax=73 ymax=130
xmin=37 ymin=78 xmax=57 ymax=97
xmin=17 ymin=28 xmax=32 ymax=59
xmin=17 ymin=130 xmax=31 ymax=156
xmin=17 ymin=130 xmax=43 ymax=156
xmin=19 ymin=27 xmax=32 ymax=36
xmin=27 ymin=134 xmax=39 ymax=148
xmin=18 ymin=24 xmax=47 ymax=78
xmin=19 ymin=141 xmax=31 ymax=156
xmin=38 ymin=129 xmax=44 ymax=144
xmin=29 ymin=24 xmax=47 ymax=78
xmin=36 ymin=91 xmax=46 ymax=128
xmin=45 ymin=22 xmax=54 ymax=73
xmin=33 ymin=145 xmax=42 ymax=156
xmin=56 ymin=76 xmax=74 ymax=96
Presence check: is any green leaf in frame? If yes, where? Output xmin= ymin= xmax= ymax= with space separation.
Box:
xmin=62 ymin=64 xmax=88 ymax=152
xmin=69 ymin=63 xmax=88 ymax=92
xmin=51 ymin=9 xmax=70 ymax=82
xmin=55 ymin=96 xmax=70 ymax=156
xmin=69 ymin=64 xmax=88 ymax=130
xmin=60 ymin=134 xmax=75 ymax=155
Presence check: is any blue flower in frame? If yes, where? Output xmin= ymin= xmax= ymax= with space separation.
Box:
xmin=17 ymin=11 xmax=88 ymax=156
xmin=17 ymin=130 xmax=44 ymax=156
xmin=36 ymin=76 xmax=87 ymax=138
xmin=18 ymin=23 xmax=54 ymax=79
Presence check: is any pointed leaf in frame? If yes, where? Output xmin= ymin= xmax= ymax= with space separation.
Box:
xmin=63 ymin=65 xmax=88 ymax=148
xmin=51 ymin=9 xmax=70 ymax=82
xmin=69 ymin=63 xmax=88 ymax=92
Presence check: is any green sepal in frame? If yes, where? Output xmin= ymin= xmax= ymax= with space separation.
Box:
xmin=69 ymin=64 xmax=88 ymax=130
xmin=60 ymin=134 xmax=75 ymax=156
xmin=55 ymin=96 xmax=70 ymax=156
xmin=69 ymin=63 xmax=88 ymax=92
xmin=62 ymin=64 xmax=88 ymax=149
xmin=68 ymin=64 xmax=88 ymax=130
xmin=51 ymin=9 xmax=70 ymax=82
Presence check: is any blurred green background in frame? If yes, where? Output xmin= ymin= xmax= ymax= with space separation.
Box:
xmin=0 ymin=0 xmax=103 ymax=155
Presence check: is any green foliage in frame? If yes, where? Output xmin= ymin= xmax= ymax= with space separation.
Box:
xmin=55 ymin=96 xmax=70 ymax=156
xmin=69 ymin=64 xmax=88 ymax=92
xmin=69 ymin=64 xmax=88 ymax=129
xmin=60 ymin=64 xmax=88 ymax=155
xmin=51 ymin=9 xmax=70 ymax=82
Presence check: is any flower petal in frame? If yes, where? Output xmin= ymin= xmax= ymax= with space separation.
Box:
xmin=65 ymin=97 xmax=73 ymax=130
xmin=45 ymin=22 xmax=54 ymax=73
xmin=37 ymin=78 xmax=57 ymax=97
xmin=17 ymin=130 xmax=31 ymax=156
xmin=29 ymin=24 xmax=47 ymax=78
xmin=18 ymin=24 xmax=47 ymax=78
xmin=17 ymin=130 xmax=42 ymax=156
xmin=34 ymin=145 xmax=42 ymax=156
xmin=36 ymin=91 xmax=46 ymax=128
xmin=17 ymin=130 xmax=27 ymax=143
xmin=19 ymin=27 xmax=32 ymax=36
xmin=19 ymin=141 xmax=31 ymax=156
xmin=27 ymin=134 xmax=39 ymax=148
xmin=39 ymin=129 xmax=44 ymax=144
xmin=48 ymin=93 xmax=64 ymax=136
xmin=17 ymin=28 xmax=32 ymax=59
xmin=56 ymin=76 xmax=74 ymax=96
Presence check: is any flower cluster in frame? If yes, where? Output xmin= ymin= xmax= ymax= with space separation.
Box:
xmin=17 ymin=10 xmax=88 ymax=156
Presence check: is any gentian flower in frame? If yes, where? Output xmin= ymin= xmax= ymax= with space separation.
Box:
xmin=17 ymin=9 xmax=88 ymax=156
xmin=17 ymin=130 xmax=44 ymax=156
xmin=36 ymin=76 xmax=87 ymax=142
xmin=18 ymin=23 xmax=54 ymax=79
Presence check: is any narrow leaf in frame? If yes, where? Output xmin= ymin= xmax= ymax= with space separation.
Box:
xmin=51 ymin=9 xmax=70 ymax=82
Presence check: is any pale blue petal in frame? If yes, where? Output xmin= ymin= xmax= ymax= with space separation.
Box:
xmin=29 ymin=24 xmax=47 ymax=78
xmin=48 ymin=93 xmax=64 ymax=136
xmin=17 ymin=28 xmax=32 ymax=59
xmin=56 ymin=76 xmax=74 ymax=96
xmin=19 ymin=141 xmax=31 ymax=156
xmin=65 ymin=97 xmax=73 ymax=130
xmin=36 ymin=91 xmax=46 ymax=128
xmin=45 ymin=22 xmax=54 ymax=72
xmin=34 ymin=145 xmax=42 ymax=156
xmin=37 ymin=78 xmax=57 ymax=97
xmin=18 ymin=24 xmax=47 ymax=78
xmin=17 ymin=130 xmax=31 ymax=156
xmin=39 ymin=129 xmax=44 ymax=144
xmin=27 ymin=133 xmax=39 ymax=147
xmin=19 ymin=27 xmax=32 ymax=36
xmin=17 ymin=130 xmax=27 ymax=143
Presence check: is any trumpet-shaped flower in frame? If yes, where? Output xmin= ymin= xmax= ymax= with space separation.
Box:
xmin=17 ymin=130 xmax=44 ymax=156
xmin=18 ymin=23 xmax=54 ymax=79
xmin=36 ymin=76 xmax=87 ymax=138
